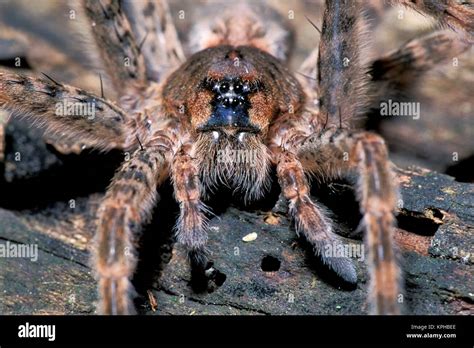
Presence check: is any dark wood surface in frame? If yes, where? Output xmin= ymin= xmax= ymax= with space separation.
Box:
xmin=0 ymin=164 xmax=472 ymax=315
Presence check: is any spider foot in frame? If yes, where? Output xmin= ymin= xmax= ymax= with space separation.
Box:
xmin=317 ymin=246 xmax=358 ymax=286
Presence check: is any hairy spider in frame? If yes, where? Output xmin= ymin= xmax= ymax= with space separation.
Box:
xmin=0 ymin=0 xmax=472 ymax=315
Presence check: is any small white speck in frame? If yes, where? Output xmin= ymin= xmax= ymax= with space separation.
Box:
xmin=242 ymin=232 xmax=257 ymax=242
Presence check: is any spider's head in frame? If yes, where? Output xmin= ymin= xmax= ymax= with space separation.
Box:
xmin=162 ymin=45 xmax=303 ymax=200
xmin=163 ymin=45 xmax=303 ymax=141
xmin=195 ymin=75 xmax=261 ymax=141
xmin=192 ymin=47 xmax=277 ymax=142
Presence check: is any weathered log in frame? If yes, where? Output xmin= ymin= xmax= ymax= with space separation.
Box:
xmin=0 ymin=165 xmax=472 ymax=315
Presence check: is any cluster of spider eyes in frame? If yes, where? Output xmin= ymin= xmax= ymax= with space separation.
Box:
xmin=216 ymin=80 xmax=249 ymax=94
xmin=212 ymin=79 xmax=251 ymax=108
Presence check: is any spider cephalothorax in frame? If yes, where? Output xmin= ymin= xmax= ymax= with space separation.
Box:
xmin=163 ymin=45 xmax=303 ymax=134
xmin=163 ymin=45 xmax=304 ymax=200
xmin=0 ymin=0 xmax=472 ymax=315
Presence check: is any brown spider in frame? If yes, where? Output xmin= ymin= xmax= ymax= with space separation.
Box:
xmin=0 ymin=0 xmax=472 ymax=315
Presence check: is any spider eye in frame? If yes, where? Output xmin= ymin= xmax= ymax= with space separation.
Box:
xmin=234 ymin=82 xmax=243 ymax=93
xmin=220 ymin=82 xmax=229 ymax=93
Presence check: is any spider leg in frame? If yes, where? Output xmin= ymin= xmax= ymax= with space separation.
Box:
xmin=0 ymin=71 xmax=131 ymax=151
xmin=291 ymin=0 xmax=473 ymax=316
xmin=392 ymin=0 xmax=474 ymax=41
xmin=369 ymin=30 xmax=472 ymax=101
xmin=297 ymin=127 xmax=400 ymax=314
xmin=317 ymin=0 xmax=368 ymax=127
xmin=171 ymin=144 xmax=213 ymax=292
xmin=0 ymin=22 xmax=119 ymax=155
xmin=77 ymin=0 xmax=147 ymax=96
xmin=294 ymin=4 xmax=398 ymax=308
xmin=96 ymin=145 xmax=167 ymax=314
xmin=121 ymin=0 xmax=185 ymax=82
xmin=271 ymin=147 xmax=357 ymax=285
xmin=297 ymin=0 xmax=389 ymax=96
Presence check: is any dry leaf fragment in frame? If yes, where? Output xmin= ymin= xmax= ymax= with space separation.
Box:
xmin=264 ymin=213 xmax=280 ymax=225
xmin=147 ymin=290 xmax=157 ymax=312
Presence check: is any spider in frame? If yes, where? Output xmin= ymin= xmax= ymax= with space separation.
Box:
xmin=0 ymin=0 xmax=472 ymax=315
